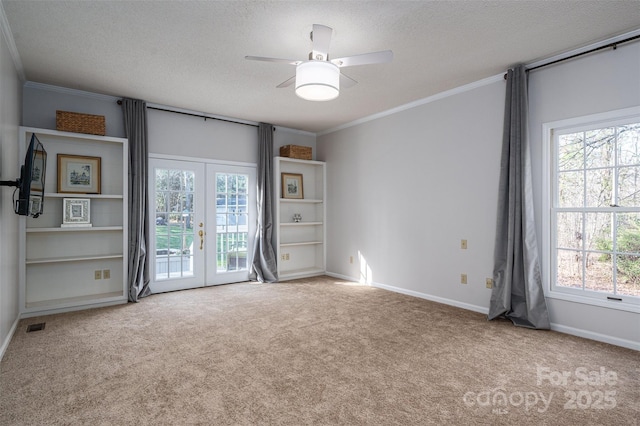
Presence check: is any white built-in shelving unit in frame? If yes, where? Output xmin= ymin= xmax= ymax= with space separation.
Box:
xmin=19 ymin=126 xmax=128 ymax=316
xmin=274 ymin=156 xmax=326 ymax=280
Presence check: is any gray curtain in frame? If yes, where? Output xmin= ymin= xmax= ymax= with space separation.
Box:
xmin=249 ymin=123 xmax=278 ymax=282
xmin=121 ymin=98 xmax=151 ymax=301
xmin=488 ymin=65 xmax=550 ymax=329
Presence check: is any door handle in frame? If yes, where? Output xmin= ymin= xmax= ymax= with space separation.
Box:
xmin=199 ymin=230 xmax=204 ymax=250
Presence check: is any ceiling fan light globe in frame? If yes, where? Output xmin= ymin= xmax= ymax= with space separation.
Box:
xmin=295 ymin=61 xmax=340 ymax=101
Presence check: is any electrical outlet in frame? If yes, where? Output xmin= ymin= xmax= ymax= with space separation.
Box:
xmin=103 ymin=269 xmax=111 ymax=279
xmin=461 ymin=273 xmax=467 ymax=284
xmin=461 ymin=239 xmax=468 ymax=249
xmin=349 ymin=256 xmax=353 ymax=264
xmin=281 ymin=254 xmax=286 ymax=261
xmin=486 ymin=278 xmax=493 ymax=289
xmin=285 ymin=253 xmax=290 ymax=260
xmin=94 ymin=270 xmax=102 ymax=280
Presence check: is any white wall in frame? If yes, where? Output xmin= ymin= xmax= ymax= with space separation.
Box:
xmin=0 ymin=17 xmax=22 ymax=358
xmin=318 ymin=42 xmax=640 ymax=349
xmin=147 ymin=108 xmax=315 ymax=163
xmin=318 ymin=80 xmax=504 ymax=310
xmin=528 ymin=41 xmax=640 ymax=347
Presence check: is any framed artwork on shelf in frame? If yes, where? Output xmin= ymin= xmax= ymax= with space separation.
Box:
xmin=282 ymin=173 xmax=303 ymax=199
xmin=57 ymin=154 xmax=101 ymax=194
xmin=62 ymin=198 xmax=92 ymax=227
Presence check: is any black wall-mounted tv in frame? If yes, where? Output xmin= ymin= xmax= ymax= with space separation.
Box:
xmin=0 ymin=133 xmax=47 ymax=218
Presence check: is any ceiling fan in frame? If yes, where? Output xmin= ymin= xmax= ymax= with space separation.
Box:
xmin=245 ymin=24 xmax=393 ymax=101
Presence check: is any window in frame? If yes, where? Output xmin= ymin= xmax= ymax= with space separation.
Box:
xmin=544 ymin=108 xmax=640 ymax=311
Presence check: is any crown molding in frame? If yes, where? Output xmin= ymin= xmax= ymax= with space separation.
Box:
xmin=23 ymin=81 xmax=120 ymax=102
xmin=0 ymin=2 xmax=25 ymax=81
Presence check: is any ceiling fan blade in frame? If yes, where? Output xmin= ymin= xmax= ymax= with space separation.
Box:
xmin=276 ymin=76 xmax=296 ymax=88
xmin=340 ymin=72 xmax=358 ymax=89
xmin=311 ymin=24 xmax=333 ymax=61
xmin=331 ymin=50 xmax=393 ymax=67
xmin=245 ymin=56 xmax=301 ymax=65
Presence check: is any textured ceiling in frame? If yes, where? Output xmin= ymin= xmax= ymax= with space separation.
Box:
xmin=2 ymin=1 xmax=640 ymax=133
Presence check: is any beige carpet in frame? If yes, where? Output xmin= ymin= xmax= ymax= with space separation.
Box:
xmin=1 ymin=276 xmax=638 ymax=425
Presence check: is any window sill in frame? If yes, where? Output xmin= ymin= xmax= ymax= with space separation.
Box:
xmin=546 ymin=290 xmax=640 ymax=314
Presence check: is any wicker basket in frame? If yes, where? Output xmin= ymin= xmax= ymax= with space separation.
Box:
xmin=280 ymin=145 xmax=312 ymax=160
xmin=56 ymin=110 xmax=106 ymax=136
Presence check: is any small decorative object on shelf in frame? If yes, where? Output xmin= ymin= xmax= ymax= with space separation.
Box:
xmin=293 ymin=213 xmax=302 ymax=222
xmin=58 ymin=154 xmax=101 ymax=194
xmin=281 ymin=173 xmax=303 ymax=199
xmin=279 ymin=145 xmax=312 ymax=160
xmin=62 ymin=198 xmax=92 ymax=227
xmin=56 ymin=110 xmax=106 ymax=136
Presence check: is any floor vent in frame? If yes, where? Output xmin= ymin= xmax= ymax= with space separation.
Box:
xmin=26 ymin=323 xmax=45 ymax=333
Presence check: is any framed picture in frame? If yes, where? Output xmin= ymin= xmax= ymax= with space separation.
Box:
xmin=57 ymin=154 xmax=101 ymax=194
xmin=62 ymin=198 xmax=92 ymax=227
xmin=281 ymin=173 xmax=303 ymax=199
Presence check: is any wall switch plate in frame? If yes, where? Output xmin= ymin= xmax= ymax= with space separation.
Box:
xmin=486 ymin=278 xmax=493 ymax=289
xmin=349 ymin=256 xmax=353 ymax=264
xmin=103 ymin=269 xmax=111 ymax=279
xmin=461 ymin=239 xmax=468 ymax=249
xmin=461 ymin=273 xmax=467 ymax=284
xmin=94 ymin=270 xmax=102 ymax=280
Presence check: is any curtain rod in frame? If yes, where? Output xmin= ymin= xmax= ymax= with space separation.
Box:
xmin=116 ymin=100 xmax=259 ymax=128
xmin=504 ymin=33 xmax=640 ymax=79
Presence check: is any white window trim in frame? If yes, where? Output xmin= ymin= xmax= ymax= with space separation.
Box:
xmin=542 ymin=106 xmax=640 ymax=314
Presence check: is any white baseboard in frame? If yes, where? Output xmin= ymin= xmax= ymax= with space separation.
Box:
xmin=0 ymin=316 xmax=20 ymax=362
xmin=325 ymin=271 xmax=639 ymax=351
xmin=550 ymin=323 xmax=639 ymax=351
xmin=325 ymin=272 xmax=488 ymax=314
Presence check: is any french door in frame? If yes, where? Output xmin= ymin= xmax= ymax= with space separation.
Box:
xmin=149 ymin=158 xmax=256 ymax=293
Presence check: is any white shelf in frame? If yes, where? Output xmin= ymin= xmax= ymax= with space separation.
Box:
xmin=27 ymin=226 xmax=123 ymax=233
xmin=45 ymin=193 xmax=123 ymax=199
xmin=279 ymin=267 xmax=326 ymax=280
xmin=26 ymin=254 xmax=124 ymax=264
xmin=281 ymin=241 xmax=323 ymax=247
xmin=25 ymin=292 xmax=125 ymax=310
xmin=19 ymin=126 xmax=129 ymax=315
xmin=280 ymin=198 xmax=323 ymax=204
xmin=275 ymin=157 xmax=326 ymax=281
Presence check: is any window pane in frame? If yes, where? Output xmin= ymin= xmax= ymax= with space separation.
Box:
xmin=556 ymin=249 xmax=583 ymax=289
xmin=618 ymin=123 xmax=640 ymax=166
xmin=585 ymin=168 xmax=613 ymax=207
xmin=558 ymin=132 xmax=584 ymax=171
xmin=216 ymin=174 xmax=225 ymax=193
xmin=585 ymin=127 xmax=615 ymax=169
xmin=156 ymin=169 xmax=168 ymax=190
xmin=616 ymin=254 xmax=640 ymax=296
xmin=585 ymin=253 xmax=613 ymax=293
xmin=616 ymin=213 xmax=640 ymax=254
xmin=558 ymin=171 xmax=584 ymax=207
xmin=585 ymin=212 xmax=613 ymax=253
xmin=618 ymin=165 xmax=640 ymax=207
xmin=556 ymin=212 xmax=582 ymax=249
xmin=237 ymin=175 xmax=248 ymax=193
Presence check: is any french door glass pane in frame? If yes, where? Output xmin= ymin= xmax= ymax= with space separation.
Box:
xmin=155 ymin=168 xmax=195 ymax=279
xmin=216 ymin=173 xmax=249 ymax=273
